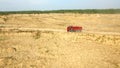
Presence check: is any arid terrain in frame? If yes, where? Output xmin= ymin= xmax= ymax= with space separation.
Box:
xmin=0 ymin=13 xmax=120 ymax=68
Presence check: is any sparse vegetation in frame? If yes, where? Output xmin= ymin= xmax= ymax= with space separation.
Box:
xmin=0 ymin=36 xmax=6 ymax=41
xmin=3 ymin=17 xmax=8 ymax=22
xmin=33 ymin=31 xmax=41 ymax=39
xmin=0 ymin=9 xmax=120 ymax=15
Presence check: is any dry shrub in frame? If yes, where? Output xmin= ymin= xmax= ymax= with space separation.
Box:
xmin=33 ymin=31 xmax=41 ymax=39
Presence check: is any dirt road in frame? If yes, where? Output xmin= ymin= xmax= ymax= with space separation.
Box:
xmin=1 ymin=27 xmax=120 ymax=35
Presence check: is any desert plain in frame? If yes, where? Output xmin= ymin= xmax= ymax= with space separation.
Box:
xmin=0 ymin=13 xmax=120 ymax=68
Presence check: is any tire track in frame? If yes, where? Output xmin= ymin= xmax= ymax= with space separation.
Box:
xmin=0 ymin=27 xmax=120 ymax=35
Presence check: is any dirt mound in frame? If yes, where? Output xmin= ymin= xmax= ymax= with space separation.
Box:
xmin=0 ymin=31 xmax=120 ymax=68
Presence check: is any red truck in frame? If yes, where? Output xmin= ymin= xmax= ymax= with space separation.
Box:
xmin=67 ymin=26 xmax=83 ymax=32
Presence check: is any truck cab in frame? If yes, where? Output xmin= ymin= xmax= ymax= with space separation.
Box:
xmin=67 ymin=26 xmax=82 ymax=32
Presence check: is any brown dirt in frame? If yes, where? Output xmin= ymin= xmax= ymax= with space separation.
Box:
xmin=0 ymin=13 xmax=120 ymax=68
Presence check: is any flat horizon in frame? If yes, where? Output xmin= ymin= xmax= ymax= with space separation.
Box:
xmin=0 ymin=0 xmax=120 ymax=11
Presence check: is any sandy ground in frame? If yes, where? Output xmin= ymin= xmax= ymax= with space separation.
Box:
xmin=0 ymin=13 xmax=120 ymax=68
